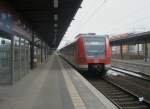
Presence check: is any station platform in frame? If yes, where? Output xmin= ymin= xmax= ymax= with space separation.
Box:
xmin=111 ymin=59 xmax=150 ymax=76
xmin=0 ymin=54 xmax=118 ymax=109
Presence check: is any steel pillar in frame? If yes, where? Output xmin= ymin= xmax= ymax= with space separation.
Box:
xmin=10 ymin=36 xmax=14 ymax=84
xmin=144 ymin=42 xmax=148 ymax=62
xmin=19 ymin=37 xmax=21 ymax=79
xmin=41 ymin=41 xmax=43 ymax=62
xmin=120 ymin=44 xmax=123 ymax=59
xmin=30 ymin=33 xmax=35 ymax=69
xmin=137 ymin=44 xmax=140 ymax=55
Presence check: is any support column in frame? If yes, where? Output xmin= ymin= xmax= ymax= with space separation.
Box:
xmin=30 ymin=33 xmax=35 ymax=69
xmin=44 ymin=47 xmax=46 ymax=60
xmin=46 ymin=46 xmax=48 ymax=60
xmin=127 ymin=44 xmax=129 ymax=54
xmin=41 ymin=41 xmax=43 ymax=62
xmin=11 ymin=36 xmax=14 ymax=84
xmin=137 ymin=44 xmax=140 ymax=55
xmin=120 ymin=44 xmax=123 ymax=59
xmin=144 ymin=42 xmax=148 ymax=62
xmin=24 ymin=40 xmax=27 ymax=75
xmin=19 ymin=37 xmax=21 ymax=80
xmin=45 ymin=45 xmax=47 ymax=60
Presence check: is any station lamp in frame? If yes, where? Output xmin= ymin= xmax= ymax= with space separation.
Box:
xmin=54 ymin=14 xmax=58 ymax=21
xmin=54 ymin=0 xmax=59 ymax=8
xmin=54 ymin=24 xmax=58 ymax=27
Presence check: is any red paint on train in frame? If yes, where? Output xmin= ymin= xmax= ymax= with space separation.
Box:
xmin=60 ymin=34 xmax=111 ymax=73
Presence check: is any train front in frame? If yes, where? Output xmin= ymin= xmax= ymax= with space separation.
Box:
xmin=78 ymin=35 xmax=111 ymax=72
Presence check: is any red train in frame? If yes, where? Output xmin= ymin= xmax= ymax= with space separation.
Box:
xmin=59 ymin=33 xmax=111 ymax=74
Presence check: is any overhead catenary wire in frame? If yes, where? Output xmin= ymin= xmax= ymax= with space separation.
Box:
xmin=67 ymin=0 xmax=102 ymax=34
xmin=108 ymin=14 xmax=150 ymax=33
xmin=67 ymin=0 xmax=107 ymax=33
xmin=65 ymin=0 xmax=150 ymax=41
xmin=105 ymin=3 xmax=150 ymax=28
xmin=77 ymin=0 xmax=100 ymax=22
xmin=67 ymin=0 xmax=99 ymax=29
xmin=80 ymin=0 xmax=107 ymax=28
xmin=80 ymin=0 xmax=150 ymax=34
xmin=105 ymin=3 xmax=150 ymax=33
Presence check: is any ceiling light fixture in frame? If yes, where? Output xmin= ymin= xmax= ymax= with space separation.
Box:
xmin=54 ymin=14 xmax=58 ymax=21
xmin=54 ymin=0 xmax=58 ymax=8
xmin=54 ymin=24 xmax=58 ymax=27
xmin=54 ymin=29 xmax=57 ymax=32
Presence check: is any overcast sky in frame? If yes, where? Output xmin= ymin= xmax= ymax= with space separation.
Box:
xmin=58 ymin=0 xmax=150 ymax=49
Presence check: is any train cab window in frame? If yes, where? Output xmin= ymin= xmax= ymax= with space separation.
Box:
xmin=84 ymin=36 xmax=105 ymax=58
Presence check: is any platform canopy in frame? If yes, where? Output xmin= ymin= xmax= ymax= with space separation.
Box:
xmin=111 ymin=31 xmax=150 ymax=46
xmin=7 ymin=0 xmax=82 ymax=48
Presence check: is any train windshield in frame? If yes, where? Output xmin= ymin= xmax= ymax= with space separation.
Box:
xmin=84 ymin=37 xmax=105 ymax=58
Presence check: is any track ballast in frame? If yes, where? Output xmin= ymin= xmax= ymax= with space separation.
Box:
xmin=85 ymin=74 xmax=150 ymax=109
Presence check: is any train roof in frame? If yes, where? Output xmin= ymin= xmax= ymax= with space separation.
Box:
xmin=75 ymin=33 xmax=108 ymax=39
xmin=60 ymin=34 xmax=108 ymax=50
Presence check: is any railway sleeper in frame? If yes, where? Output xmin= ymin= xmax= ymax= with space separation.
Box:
xmin=96 ymin=85 xmax=120 ymax=89
xmin=96 ymin=87 xmax=118 ymax=91
xmin=113 ymin=97 xmax=136 ymax=102
xmin=97 ymin=87 xmax=119 ymax=90
xmin=102 ymin=90 xmax=125 ymax=93
xmin=92 ymin=84 xmax=112 ymax=87
xmin=92 ymin=81 xmax=111 ymax=84
xmin=121 ymin=105 xmax=149 ymax=109
xmin=104 ymin=91 xmax=126 ymax=95
xmin=118 ymin=101 xmax=146 ymax=106
xmin=118 ymin=101 xmax=142 ymax=105
xmin=109 ymin=94 xmax=131 ymax=98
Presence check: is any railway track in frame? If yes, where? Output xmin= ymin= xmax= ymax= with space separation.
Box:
xmin=109 ymin=67 xmax=150 ymax=102
xmin=62 ymin=57 xmax=150 ymax=108
xmin=110 ymin=67 xmax=150 ymax=81
xmin=85 ymin=75 xmax=150 ymax=109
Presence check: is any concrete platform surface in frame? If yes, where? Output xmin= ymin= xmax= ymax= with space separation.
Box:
xmin=0 ymin=54 xmax=118 ymax=109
